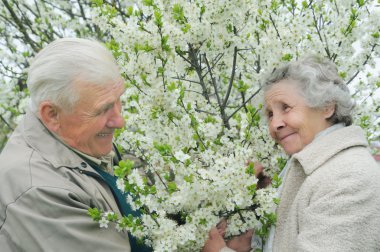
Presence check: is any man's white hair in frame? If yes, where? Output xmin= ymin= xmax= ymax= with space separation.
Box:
xmin=27 ymin=37 xmax=121 ymax=113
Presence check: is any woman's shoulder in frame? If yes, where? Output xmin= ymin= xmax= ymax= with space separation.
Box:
xmin=306 ymin=145 xmax=380 ymax=192
xmin=294 ymin=126 xmax=370 ymax=175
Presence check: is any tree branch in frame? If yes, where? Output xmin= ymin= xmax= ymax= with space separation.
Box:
xmin=222 ymin=46 xmax=238 ymax=110
xmin=227 ymin=87 xmax=261 ymax=122
xmin=204 ymin=54 xmax=229 ymax=128
xmin=2 ymin=0 xmax=39 ymax=51
xmin=346 ymin=43 xmax=377 ymax=85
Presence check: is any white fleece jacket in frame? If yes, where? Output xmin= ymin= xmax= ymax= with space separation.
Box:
xmin=273 ymin=125 xmax=380 ymax=251
xmin=221 ymin=126 xmax=380 ymax=252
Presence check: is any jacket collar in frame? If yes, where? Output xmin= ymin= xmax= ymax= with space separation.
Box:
xmin=292 ymin=125 xmax=368 ymax=175
xmin=21 ymin=110 xmax=86 ymax=169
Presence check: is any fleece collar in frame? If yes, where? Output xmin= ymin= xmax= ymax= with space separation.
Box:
xmin=292 ymin=126 xmax=368 ymax=176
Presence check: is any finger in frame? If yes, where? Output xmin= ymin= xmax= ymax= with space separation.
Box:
xmin=216 ymin=218 xmax=227 ymax=230
xmin=209 ymin=227 xmax=220 ymax=239
xmin=244 ymin=229 xmax=254 ymax=237
xmin=218 ymin=229 xmax=226 ymax=237
xmin=254 ymin=162 xmax=264 ymax=177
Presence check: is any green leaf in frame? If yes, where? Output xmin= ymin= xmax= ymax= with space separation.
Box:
xmin=277 ymin=157 xmax=287 ymax=170
xmin=106 ymin=211 xmax=118 ymax=221
xmin=167 ymin=82 xmax=176 ymax=91
xmin=356 ymin=0 xmax=365 ymax=7
xmin=184 ymin=174 xmax=193 ymax=183
xmin=154 ymin=10 xmax=163 ymax=28
xmin=271 ymin=173 xmax=282 ymax=188
xmin=172 ymin=4 xmax=186 ymax=23
xmin=372 ymin=32 xmax=379 ymax=39
xmin=167 ymin=181 xmax=178 ymax=194
xmin=181 ymin=23 xmax=191 ymax=33
xmin=281 ymin=53 xmax=293 ymax=61
xmin=153 ymin=142 xmax=173 ymax=156
xmin=235 ymin=80 xmax=249 ymax=92
xmin=204 ymin=115 xmax=217 ymax=124
xmin=339 ymin=72 xmax=347 ymax=79
xmin=114 ymin=159 xmax=134 ymax=178
xmin=161 ymin=35 xmax=171 ymax=52
xmin=200 ymin=4 xmax=205 ymax=16
xmin=142 ymin=0 xmax=154 ymax=6
xmin=245 ymin=162 xmax=255 ymax=175
xmin=91 ymin=0 xmax=103 ymax=7
xmin=247 ymin=183 xmax=257 ymax=195
xmin=88 ymin=208 xmax=102 ymax=221
xmin=273 ymin=197 xmax=280 ymax=205
xmin=199 ymin=218 xmax=207 ymax=226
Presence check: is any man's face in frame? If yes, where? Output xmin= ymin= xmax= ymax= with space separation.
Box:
xmin=55 ymin=80 xmax=125 ymax=158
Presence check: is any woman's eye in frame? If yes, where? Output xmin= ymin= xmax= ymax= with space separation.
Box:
xmin=282 ymin=104 xmax=290 ymax=111
xmin=267 ymin=111 xmax=273 ymax=119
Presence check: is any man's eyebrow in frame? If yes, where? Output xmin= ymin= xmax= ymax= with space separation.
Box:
xmin=96 ymin=101 xmax=115 ymax=114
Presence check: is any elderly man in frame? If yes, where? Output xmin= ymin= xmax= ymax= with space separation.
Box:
xmin=0 ymin=38 xmax=150 ymax=251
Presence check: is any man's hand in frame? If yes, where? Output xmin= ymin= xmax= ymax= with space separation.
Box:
xmin=226 ymin=229 xmax=253 ymax=252
xmin=202 ymin=227 xmax=227 ymax=252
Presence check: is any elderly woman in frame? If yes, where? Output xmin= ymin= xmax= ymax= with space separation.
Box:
xmin=203 ymin=56 xmax=380 ymax=252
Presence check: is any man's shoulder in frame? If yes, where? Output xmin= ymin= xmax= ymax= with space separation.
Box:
xmin=0 ymin=131 xmax=35 ymax=181
xmin=0 ymin=132 xmax=81 ymax=202
xmin=0 ymin=139 xmax=51 ymax=202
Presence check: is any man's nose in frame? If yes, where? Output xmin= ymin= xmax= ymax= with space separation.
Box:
xmin=106 ymin=103 xmax=125 ymax=129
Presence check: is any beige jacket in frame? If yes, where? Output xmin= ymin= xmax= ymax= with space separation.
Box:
xmin=0 ymin=111 xmax=131 ymax=252
xmin=273 ymin=126 xmax=380 ymax=251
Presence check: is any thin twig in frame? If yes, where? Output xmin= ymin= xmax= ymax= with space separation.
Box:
xmin=222 ymin=46 xmax=238 ymax=110
xmin=227 ymin=87 xmax=261 ymax=121
xmin=204 ymin=54 xmax=227 ymax=126
xmin=346 ymin=43 xmax=378 ymax=85
xmin=0 ymin=115 xmax=14 ymax=131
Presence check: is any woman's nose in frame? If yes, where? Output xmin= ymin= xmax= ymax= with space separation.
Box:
xmin=270 ymin=113 xmax=285 ymax=131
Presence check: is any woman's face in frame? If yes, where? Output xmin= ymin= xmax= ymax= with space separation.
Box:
xmin=264 ymin=79 xmax=333 ymax=155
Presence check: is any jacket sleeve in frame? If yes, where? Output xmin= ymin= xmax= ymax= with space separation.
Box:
xmin=220 ymin=247 xmax=236 ymax=252
xmin=296 ymin=158 xmax=380 ymax=252
xmin=1 ymin=186 xmax=131 ymax=252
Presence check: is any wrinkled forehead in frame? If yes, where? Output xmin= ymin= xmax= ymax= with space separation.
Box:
xmin=263 ymin=79 xmax=305 ymax=106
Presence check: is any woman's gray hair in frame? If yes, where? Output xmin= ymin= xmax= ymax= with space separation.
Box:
xmin=263 ymin=55 xmax=355 ymax=126
xmin=27 ymin=37 xmax=121 ymax=113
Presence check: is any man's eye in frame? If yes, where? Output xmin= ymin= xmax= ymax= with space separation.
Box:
xmin=93 ymin=108 xmax=108 ymax=116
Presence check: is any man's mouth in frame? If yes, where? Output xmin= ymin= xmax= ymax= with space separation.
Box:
xmin=97 ymin=132 xmax=113 ymax=137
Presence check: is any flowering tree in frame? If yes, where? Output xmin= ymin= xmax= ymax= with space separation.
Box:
xmin=86 ymin=0 xmax=380 ymax=251
xmin=1 ymin=0 xmax=379 ymax=251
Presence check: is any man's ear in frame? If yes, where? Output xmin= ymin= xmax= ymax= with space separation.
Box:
xmin=324 ymin=103 xmax=335 ymax=119
xmin=39 ymin=101 xmax=60 ymax=133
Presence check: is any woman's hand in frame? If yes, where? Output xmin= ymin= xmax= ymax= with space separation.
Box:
xmin=202 ymin=227 xmax=227 ymax=252
xmin=203 ymin=204 xmax=254 ymax=252
xmin=226 ymin=229 xmax=254 ymax=252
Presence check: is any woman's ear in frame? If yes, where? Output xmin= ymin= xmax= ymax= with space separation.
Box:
xmin=38 ymin=101 xmax=60 ymax=133
xmin=324 ymin=103 xmax=335 ymax=119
